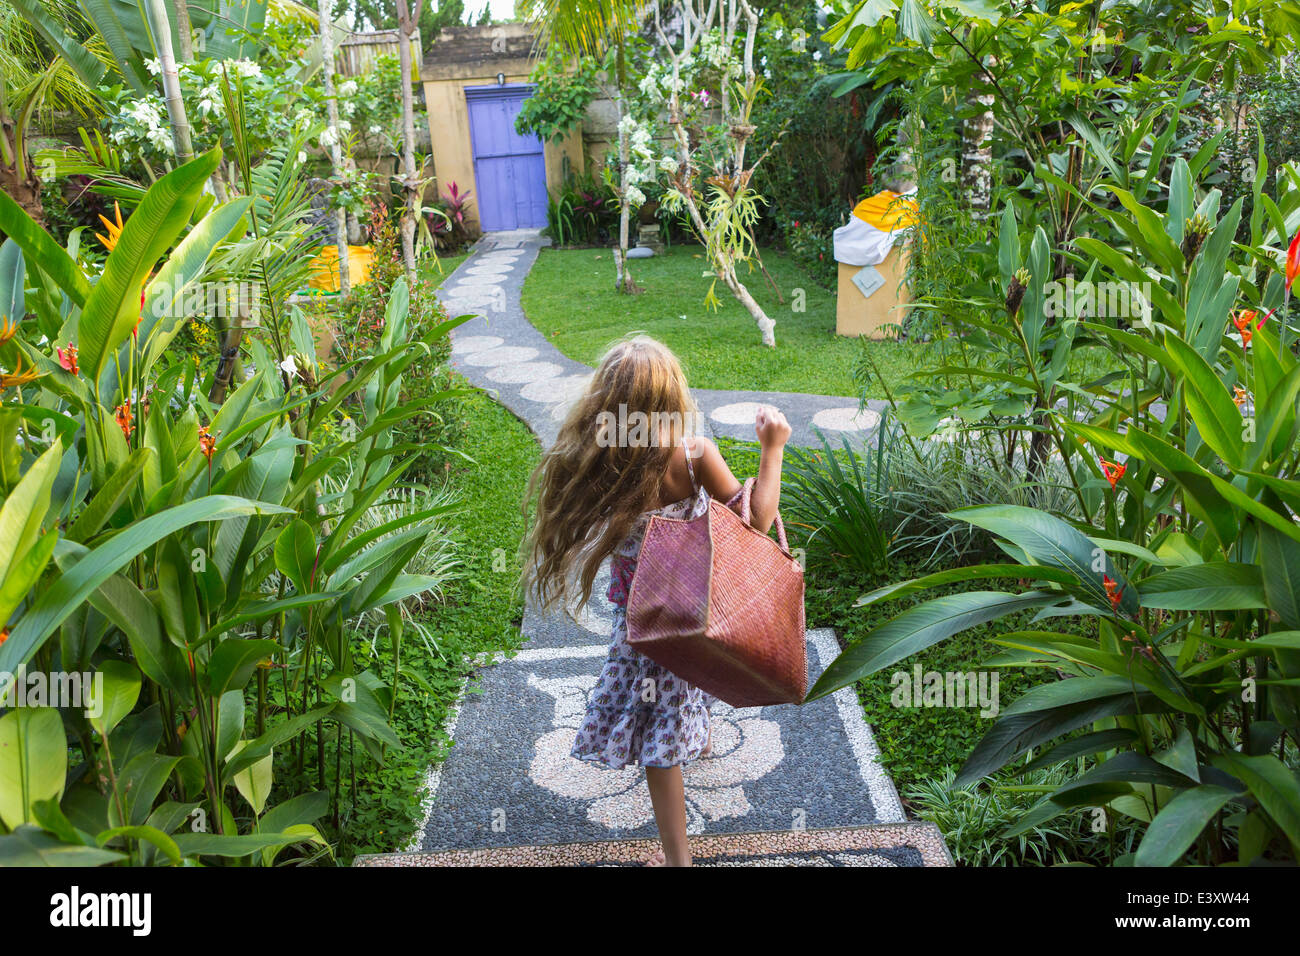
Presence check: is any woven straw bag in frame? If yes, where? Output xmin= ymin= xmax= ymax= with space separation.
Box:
xmin=626 ymin=477 xmax=806 ymax=707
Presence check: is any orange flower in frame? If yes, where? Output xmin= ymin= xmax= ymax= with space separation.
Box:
xmin=1233 ymin=385 xmax=1249 ymax=408
xmin=1287 ymin=231 xmax=1299 ymax=292
xmin=1231 ymin=309 xmax=1257 ymax=348
xmin=1099 ymin=456 xmax=1126 ymax=489
xmin=1231 ymin=308 xmax=1273 ymax=349
xmin=0 ymin=356 xmax=40 ymax=389
xmin=0 ymin=629 xmax=8 ymax=647
xmin=96 ymin=201 xmax=124 ymax=253
xmin=57 ymin=343 xmax=78 ymax=376
xmin=0 ymin=315 xmax=17 ymax=346
xmin=1103 ymin=575 xmax=1124 ymax=611
xmin=198 ymin=423 xmax=216 ymax=461
xmin=114 ymin=399 xmax=134 ymax=440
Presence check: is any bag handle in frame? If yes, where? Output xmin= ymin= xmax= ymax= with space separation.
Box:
xmin=738 ymin=477 xmax=790 ymax=553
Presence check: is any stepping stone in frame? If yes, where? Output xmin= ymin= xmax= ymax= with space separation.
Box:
xmin=812 ymin=406 xmax=882 ymax=432
xmin=440 ymin=301 xmax=486 ymax=318
xmin=450 ymin=275 xmax=505 ymax=290
xmin=709 ymin=401 xmax=764 ymax=426
xmin=354 ymin=822 xmax=952 ymax=866
xmin=450 ymin=335 xmax=504 ymax=355
xmin=519 ymin=373 xmax=593 ymax=404
xmin=485 ymin=361 xmax=565 ymax=384
xmin=461 ymin=346 xmax=540 ymax=367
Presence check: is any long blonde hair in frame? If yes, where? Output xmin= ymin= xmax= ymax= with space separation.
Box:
xmin=523 ymin=335 xmax=698 ymax=612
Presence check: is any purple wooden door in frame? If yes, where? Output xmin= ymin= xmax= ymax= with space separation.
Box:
xmin=466 ymin=85 xmax=549 ymax=232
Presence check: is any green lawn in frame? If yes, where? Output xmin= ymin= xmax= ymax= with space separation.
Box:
xmin=431 ymin=251 xmax=469 ymax=282
xmin=522 ymin=245 xmax=924 ymax=398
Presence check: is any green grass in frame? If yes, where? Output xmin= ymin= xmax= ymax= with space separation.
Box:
xmin=338 ymin=386 xmax=539 ymax=861
xmin=522 ymin=245 xmax=925 ymax=398
xmin=430 ymin=252 xmax=469 ymax=283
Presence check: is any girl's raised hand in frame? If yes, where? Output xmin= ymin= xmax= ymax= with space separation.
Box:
xmin=754 ymin=405 xmax=791 ymax=449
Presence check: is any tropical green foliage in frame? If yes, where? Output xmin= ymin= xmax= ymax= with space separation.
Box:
xmin=814 ymin=158 xmax=1300 ymax=866
xmin=0 ymin=148 xmax=468 ymax=865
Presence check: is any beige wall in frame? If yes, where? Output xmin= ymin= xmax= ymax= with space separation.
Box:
xmin=421 ymin=24 xmax=585 ymax=232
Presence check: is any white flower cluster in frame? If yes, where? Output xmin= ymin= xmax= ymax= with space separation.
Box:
xmin=196 ymin=81 xmax=223 ymax=117
xmin=111 ymin=97 xmax=175 ymax=154
xmin=337 ymin=78 xmax=359 ymax=117
xmin=637 ymin=57 xmax=700 ymax=106
xmin=226 ymin=59 xmax=262 ymax=78
xmin=319 ymin=118 xmax=353 ymax=148
xmin=617 ymin=114 xmax=657 ymax=207
xmin=699 ymin=30 xmax=741 ymax=78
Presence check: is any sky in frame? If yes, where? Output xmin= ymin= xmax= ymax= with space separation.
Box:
xmin=459 ymin=0 xmax=517 ymax=22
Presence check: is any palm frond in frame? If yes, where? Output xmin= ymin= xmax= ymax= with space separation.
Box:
xmin=517 ymin=0 xmax=645 ymax=58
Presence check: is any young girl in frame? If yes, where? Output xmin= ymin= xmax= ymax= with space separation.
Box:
xmin=523 ymin=335 xmax=791 ymax=866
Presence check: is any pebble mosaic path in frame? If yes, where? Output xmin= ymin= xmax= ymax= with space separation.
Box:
xmin=356 ymin=232 xmax=949 ymax=867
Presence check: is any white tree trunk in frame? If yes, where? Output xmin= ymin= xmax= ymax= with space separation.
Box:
xmin=318 ymin=0 xmax=351 ymax=297
xmin=145 ymin=0 xmax=194 ymax=163
xmin=614 ymin=93 xmax=633 ymax=293
xmin=396 ymin=1 xmax=423 ymax=285
xmin=961 ymin=55 xmax=995 ymax=216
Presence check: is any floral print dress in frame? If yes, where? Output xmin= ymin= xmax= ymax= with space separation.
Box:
xmin=570 ymin=452 xmax=716 ymax=770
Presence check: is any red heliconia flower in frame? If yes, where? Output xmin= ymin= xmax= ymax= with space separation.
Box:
xmin=114 ymin=399 xmax=134 ymax=440
xmin=1232 ymin=308 xmax=1274 ymax=349
xmin=1099 ymin=456 xmax=1126 ymax=489
xmin=1103 ymin=575 xmax=1124 ymax=611
xmin=1287 ymin=231 xmax=1299 ymax=293
xmin=57 ymin=343 xmax=78 ymax=376
xmin=134 ymin=276 xmax=152 ymax=339
xmin=1232 ymin=309 xmax=1258 ymax=348
xmin=198 ymin=423 xmax=216 ymax=462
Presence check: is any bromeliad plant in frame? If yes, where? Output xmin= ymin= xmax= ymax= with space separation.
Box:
xmin=811 ymin=165 xmax=1300 ymax=866
xmin=0 ymin=148 xmax=467 ymax=865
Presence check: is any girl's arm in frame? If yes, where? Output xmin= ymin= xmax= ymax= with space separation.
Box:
xmin=688 ymin=404 xmax=791 ymax=534
xmin=749 ymin=405 xmax=791 ymax=534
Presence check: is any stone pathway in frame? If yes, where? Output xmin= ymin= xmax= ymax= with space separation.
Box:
xmin=439 ymin=231 xmax=891 ymax=449
xmin=355 ymin=232 xmax=950 ymax=867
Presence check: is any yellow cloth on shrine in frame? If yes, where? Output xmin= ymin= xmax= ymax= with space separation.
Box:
xmin=308 ymin=245 xmax=374 ymax=292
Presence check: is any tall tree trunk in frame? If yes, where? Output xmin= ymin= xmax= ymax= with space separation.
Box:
xmin=613 ymin=94 xmax=636 ymax=294
xmin=174 ymin=0 xmax=195 ymax=63
xmin=144 ymin=0 xmax=195 ymax=163
xmin=396 ymin=0 xmax=424 ymax=285
xmin=0 ymin=159 xmax=43 ymax=226
xmin=961 ymin=55 xmax=995 ymax=216
xmin=612 ymin=41 xmax=635 ymax=293
xmin=318 ymin=0 xmax=351 ymax=297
